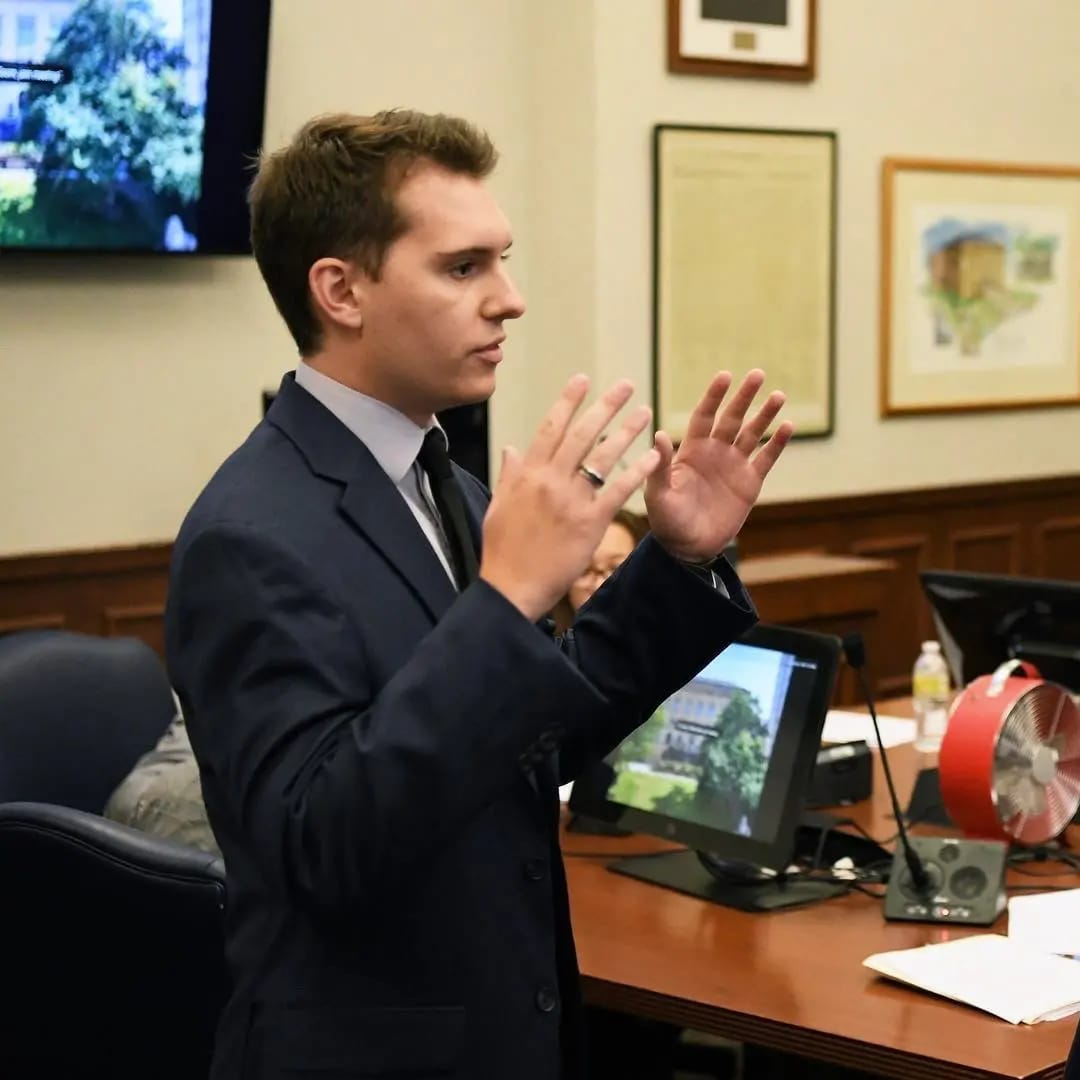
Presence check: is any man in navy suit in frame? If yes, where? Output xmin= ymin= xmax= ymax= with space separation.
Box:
xmin=166 ymin=110 xmax=793 ymax=1080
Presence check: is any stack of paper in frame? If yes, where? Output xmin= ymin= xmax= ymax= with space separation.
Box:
xmin=821 ymin=709 xmax=917 ymax=749
xmin=863 ymin=934 xmax=1080 ymax=1024
xmin=1008 ymin=889 xmax=1080 ymax=957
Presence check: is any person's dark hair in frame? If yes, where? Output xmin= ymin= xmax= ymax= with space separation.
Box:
xmin=248 ymin=109 xmax=498 ymax=356
xmin=612 ymin=509 xmax=648 ymax=546
xmin=550 ymin=510 xmax=649 ymax=633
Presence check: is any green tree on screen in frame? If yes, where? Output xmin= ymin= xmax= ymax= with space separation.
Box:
xmin=614 ymin=707 xmax=667 ymax=766
xmin=698 ymin=690 xmax=769 ymax=825
xmin=17 ymin=0 xmax=202 ymax=247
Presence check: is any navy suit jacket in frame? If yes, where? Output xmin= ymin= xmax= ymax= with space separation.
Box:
xmin=165 ymin=373 xmax=757 ymax=1080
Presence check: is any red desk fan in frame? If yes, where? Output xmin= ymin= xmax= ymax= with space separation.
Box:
xmin=939 ymin=660 xmax=1080 ymax=845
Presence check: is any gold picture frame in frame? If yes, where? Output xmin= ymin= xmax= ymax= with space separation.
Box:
xmin=881 ymin=158 xmax=1080 ymax=417
xmin=667 ymin=0 xmax=817 ymax=82
xmin=653 ymin=125 xmax=836 ymax=440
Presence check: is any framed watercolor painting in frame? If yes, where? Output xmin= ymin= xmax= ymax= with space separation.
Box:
xmin=881 ymin=158 xmax=1080 ymax=416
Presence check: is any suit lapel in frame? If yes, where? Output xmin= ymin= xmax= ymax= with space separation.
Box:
xmin=267 ymin=374 xmax=457 ymax=622
xmin=338 ymin=475 xmax=457 ymax=621
xmin=268 ymin=376 xmax=552 ymax=806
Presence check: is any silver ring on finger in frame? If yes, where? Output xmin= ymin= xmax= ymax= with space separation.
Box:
xmin=578 ymin=463 xmax=606 ymax=489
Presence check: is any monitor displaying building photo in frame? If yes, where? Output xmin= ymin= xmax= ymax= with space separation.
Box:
xmin=606 ymin=642 xmax=795 ymax=838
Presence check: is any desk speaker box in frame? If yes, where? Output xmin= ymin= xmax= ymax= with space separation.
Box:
xmin=805 ymin=740 xmax=873 ymax=809
xmin=884 ymin=835 xmax=1007 ymax=926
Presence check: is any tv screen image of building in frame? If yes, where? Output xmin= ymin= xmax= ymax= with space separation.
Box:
xmin=0 ymin=0 xmax=212 ymax=251
xmin=605 ymin=642 xmax=796 ymax=843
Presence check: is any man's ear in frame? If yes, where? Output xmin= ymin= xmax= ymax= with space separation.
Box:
xmin=308 ymin=257 xmax=366 ymax=333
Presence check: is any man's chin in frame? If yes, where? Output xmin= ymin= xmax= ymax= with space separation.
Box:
xmin=441 ymin=376 xmax=496 ymax=412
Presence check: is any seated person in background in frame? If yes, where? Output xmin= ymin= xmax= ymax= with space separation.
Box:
xmin=551 ymin=508 xmax=648 ymax=633
xmin=104 ymin=707 xmax=220 ymax=856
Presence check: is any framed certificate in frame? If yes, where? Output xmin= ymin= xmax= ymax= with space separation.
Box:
xmin=653 ymin=124 xmax=837 ymax=440
xmin=667 ymin=0 xmax=817 ymax=82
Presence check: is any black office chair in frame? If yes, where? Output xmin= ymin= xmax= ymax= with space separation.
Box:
xmin=0 ymin=629 xmax=175 ymax=810
xmin=0 ymin=801 xmax=229 ymax=1080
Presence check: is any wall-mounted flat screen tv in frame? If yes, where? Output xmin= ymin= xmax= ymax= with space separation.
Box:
xmin=0 ymin=0 xmax=271 ymax=254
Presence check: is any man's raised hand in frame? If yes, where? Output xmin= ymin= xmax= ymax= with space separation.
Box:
xmin=480 ymin=375 xmax=659 ymax=620
xmin=645 ymin=369 xmax=793 ymax=564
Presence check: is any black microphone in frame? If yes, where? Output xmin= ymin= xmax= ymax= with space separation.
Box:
xmin=841 ymin=632 xmax=931 ymax=893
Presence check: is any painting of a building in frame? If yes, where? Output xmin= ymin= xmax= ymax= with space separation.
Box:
xmin=928 ymin=233 xmax=1006 ymax=301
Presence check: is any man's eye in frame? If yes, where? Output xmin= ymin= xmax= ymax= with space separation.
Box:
xmin=449 ymin=261 xmax=475 ymax=279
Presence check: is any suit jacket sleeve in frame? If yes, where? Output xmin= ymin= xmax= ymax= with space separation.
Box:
xmin=168 ymin=523 xmax=754 ymax=917
xmin=554 ymin=536 xmax=757 ymax=783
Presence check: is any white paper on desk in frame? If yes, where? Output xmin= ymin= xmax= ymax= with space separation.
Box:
xmin=864 ymin=934 xmax=1080 ymax=1024
xmin=821 ymin=710 xmax=917 ymax=749
xmin=1009 ymin=889 xmax=1080 ymax=957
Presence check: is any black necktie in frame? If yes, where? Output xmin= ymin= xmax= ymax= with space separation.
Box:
xmin=417 ymin=429 xmax=479 ymax=590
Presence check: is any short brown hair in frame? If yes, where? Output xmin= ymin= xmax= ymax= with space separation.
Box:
xmin=248 ymin=109 xmax=498 ymax=356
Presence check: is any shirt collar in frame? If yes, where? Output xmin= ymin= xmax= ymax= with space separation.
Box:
xmin=294 ymin=361 xmax=444 ymax=485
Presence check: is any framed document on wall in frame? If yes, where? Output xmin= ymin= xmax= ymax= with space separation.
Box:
xmin=667 ymin=0 xmax=817 ymax=82
xmin=653 ymin=124 xmax=836 ymax=440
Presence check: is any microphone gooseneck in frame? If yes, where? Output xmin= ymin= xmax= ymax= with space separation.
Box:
xmin=841 ymin=632 xmax=931 ymax=894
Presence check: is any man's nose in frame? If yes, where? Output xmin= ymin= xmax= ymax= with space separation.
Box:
xmin=484 ymin=267 xmax=526 ymax=321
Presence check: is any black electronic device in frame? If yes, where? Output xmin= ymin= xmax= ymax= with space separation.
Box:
xmin=842 ymin=632 xmax=1008 ymax=926
xmin=920 ymin=569 xmax=1080 ymax=693
xmin=805 ymin=740 xmax=873 ymax=808
xmin=882 ymin=835 xmax=1008 ymax=925
xmin=261 ymin=391 xmax=490 ymax=484
xmin=436 ymin=403 xmax=489 ymax=486
xmin=0 ymin=0 xmax=272 ymax=254
xmin=569 ymin=624 xmax=843 ymax=911
xmin=905 ymin=766 xmax=953 ymax=828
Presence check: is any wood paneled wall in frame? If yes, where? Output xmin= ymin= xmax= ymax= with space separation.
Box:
xmin=0 ymin=545 xmax=170 ymax=658
xmin=738 ymin=474 xmax=1080 ymax=697
xmin=2 ymin=474 xmax=1078 ymax=697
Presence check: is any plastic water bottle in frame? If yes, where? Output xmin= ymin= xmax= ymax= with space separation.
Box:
xmin=913 ymin=640 xmax=951 ymax=752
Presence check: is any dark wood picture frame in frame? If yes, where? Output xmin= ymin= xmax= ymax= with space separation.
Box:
xmin=667 ymin=0 xmax=817 ymax=82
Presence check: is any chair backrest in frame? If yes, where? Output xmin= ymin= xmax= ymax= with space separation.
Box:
xmin=0 ymin=801 xmax=229 ymax=1079
xmin=0 ymin=630 xmax=175 ymax=811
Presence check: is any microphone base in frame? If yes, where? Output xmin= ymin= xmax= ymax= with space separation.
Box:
xmin=883 ymin=835 xmax=1007 ymax=926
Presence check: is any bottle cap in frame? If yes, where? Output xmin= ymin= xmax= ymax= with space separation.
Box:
xmin=921 ymin=640 xmax=941 ymax=652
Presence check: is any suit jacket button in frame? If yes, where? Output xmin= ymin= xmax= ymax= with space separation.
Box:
xmin=535 ymin=985 xmax=558 ymax=1013
xmin=537 ymin=730 xmax=559 ymax=752
xmin=523 ymin=858 xmax=545 ymax=882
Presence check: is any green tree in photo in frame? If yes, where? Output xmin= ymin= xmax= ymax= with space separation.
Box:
xmin=613 ymin=706 xmax=667 ymax=768
xmin=697 ymin=690 xmax=769 ymax=828
xmin=17 ymin=0 xmax=203 ymax=248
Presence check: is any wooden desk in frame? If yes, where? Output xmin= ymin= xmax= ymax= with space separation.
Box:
xmin=564 ymin=700 xmax=1078 ymax=1079
xmin=738 ymin=551 xmax=896 ymax=705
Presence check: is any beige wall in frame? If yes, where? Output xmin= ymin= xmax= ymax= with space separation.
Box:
xmin=0 ymin=0 xmax=535 ymax=556
xmin=590 ymin=0 xmax=1080 ymax=503
xmin=3 ymin=0 xmax=1080 ymax=556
